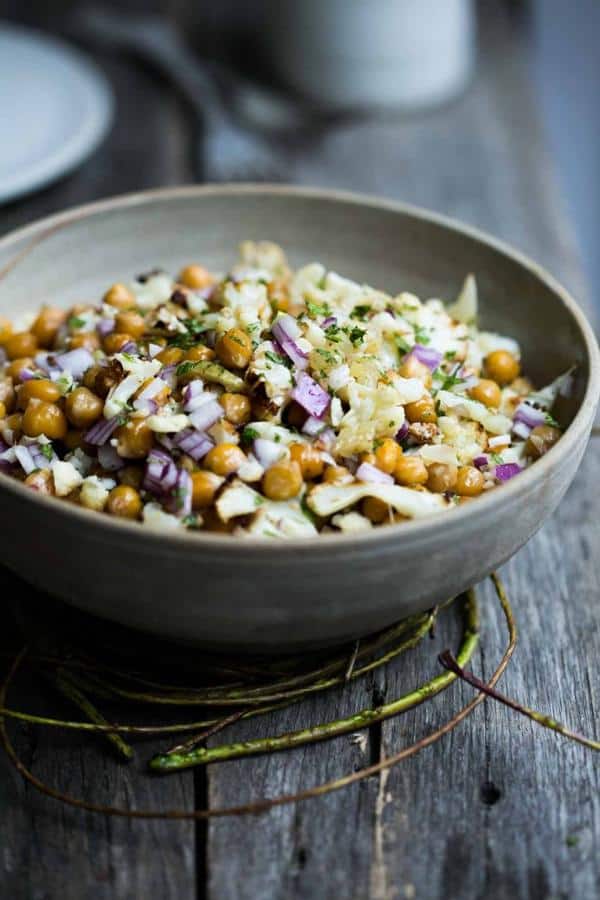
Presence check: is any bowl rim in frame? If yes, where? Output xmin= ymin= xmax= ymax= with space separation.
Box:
xmin=0 ymin=182 xmax=598 ymax=556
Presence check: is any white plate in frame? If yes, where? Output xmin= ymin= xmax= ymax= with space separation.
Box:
xmin=0 ymin=23 xmax=113 ymax=204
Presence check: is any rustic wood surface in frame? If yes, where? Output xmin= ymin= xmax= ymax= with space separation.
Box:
xmin=1 ymin=2 xmax=598 ymax=899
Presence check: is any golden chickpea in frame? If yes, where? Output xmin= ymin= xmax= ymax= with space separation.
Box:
xmin=204 ymin=442 xmax=246 ymax=476
xmin=215 ymin=328 xmax=253 ymax=370
xmin=4 ymin=412 xmax=23 ymax=438
xmin=427 ymin=462 xmax=458 ymax=494
xmin=360 ymin=452 xmax=377 ymax=466
xmin=398 ymin=354 xmax=433 ymax=387
xmin=405 ymin=396 xmax=437 ymax=424
xmin=117 ymin=466 xmax=143 ymax=490
xmin=70 ymin=332 xmax=100 ymax=352
xmin=18 ymin=379 xmax=62 ymax=409
xmin=114 ymin=311 xmax=146 ymax=340
xmin=375 ymin=438 xmax=402 ymax=474
xmin=526 ymin=424 xmax=561 ymax=459
xmin=0 ymin=315 xmax=13 ymax=344
xmin=104 ymin=283 xmax=135 ymax=310
xmin=455 ymin=465 xmax=485 ymax=497
xmin=24 ymin=469 xmax=55 ymax=495
xmin=361 ymin=496 xmax=389 ymax=524
xmin=65 ymin=387 xmax=103 ymax=428
xmin=156 ymin=346 xmax=185 ymax=366
xmin=22 ymin=400 xmax=67 ymax=440
xmin=93 ymin=361 xmax=123 ymax=398
xmin=82 ymin=364 xmax=102 ymax=391
xmin=289 ymin=442 xmax=324 ymax=480
xmin=485 ymin=350 xmax=520 ymax=385
xmin=262 ymin=460 xmax=303 ymax=500
xmin=106 ymin=484 xmax=142 ymax=519
xmin=0 ymin=401 xmax=5 ymax=419
xmin=191 ymin=470 xmax=222 ymax=509
xmin=31 ymin=307 xmax=67 ymax=348
xmin=394 ymin=455 xmax=429 ymax=486
xmin=4 ymin=332 xmax=37 ymax=361
xmin=115 ymin=418 xmax=153 ymax=459
xmin=0 ymin=378 xmax=16 ymax=414
xmin=323 ymin=464 xmax=353 ymax=484
xmin=220 ymin=392 xmax=251 ymax=425
xmin=63 ymin=430 xmax=84 ymax=451
xmin=183 ymin=344 xmax=215 ymax=363
xmin=179 ymin=264 xmax=213 ymax=290
xmin=103 ymin=332 xmax=133 ymax=354
xmin=468 ymin=378 xmax=502 ymax=408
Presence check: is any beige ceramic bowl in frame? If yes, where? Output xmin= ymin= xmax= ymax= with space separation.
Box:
xmin=0 ymin=186 xmax=598 ymax=650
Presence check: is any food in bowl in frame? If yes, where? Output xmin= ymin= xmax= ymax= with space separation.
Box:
xmin=0 ymin=241 xmax=570 ymax=538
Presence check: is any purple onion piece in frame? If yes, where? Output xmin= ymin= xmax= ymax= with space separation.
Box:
xmin=253 ymin=438 xmax=283 ymax=469
xmin=173 ymin=428 xmax=214 ymax=462
xmin=120 ymin=341 xmax=139 ymax=355
xmin=322 ymin=316 xmax=337 ymax=329
xmin=14 ymin=445 xmax=37 ymax=475
xmin=495 ymin=462 xmax=522 ymax=482
xmin=512 ymin=421 xmax=532 ymax=441
xmin=291 ymin=372 xmax=330 ymax=419
xmin=395 ymin=421 xmax=409 ymax=443
xmin=272 ymin=315 xmax=308 ymax=370
xmin=84 ymin=415 xmax=120 ymax=446
xmin=55 ymin=348 xmax=95 ymax=379
xmin=97 ymin=443 xmax=124 ymax=471
xmin=473 ymin=455 xmax=489 ymax=470
xmin=159 ymin=365 xmax=177 ymax=389
xmin=355 ymin=462 xmax=394 ymax=485
xmin=513 ymin=402 xmax=546 ymax=429
xmin=406 ymin=344 xmax=443 ymax=372
xmin=133 ymin=398 xmax=159 ymax=416
xmin=189 ymin=399 xmax=223 ymax=432
xmin=97 ymin=318 xmax=115 ymax=337
xmin=164 ymin=468 xmax=192 ymax=517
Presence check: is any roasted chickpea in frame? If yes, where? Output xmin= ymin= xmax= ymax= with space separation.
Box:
xmin=63 ymin=430 xmax=84 ymax=451
xmin=485 ymin=349 xmax=520 ymax=385
xmin=115 ymin=418 xmax=153 ymax=459
xmin=262 ymin=460 xmax=303 ymax=500
xmin=65 ymin=386 xmax=103 ymax=428
xmin=375 ymin=438 xmax=402 ymax=474
xmin=191 ymin=470 xmax=222 ymax=509
xmin=455 ymin=465 xmax=485 ymax=497
xmin=104 ymin=283 xmax=135 ymax=310
xmin=82 ymin=364 xmax=102 ymax=391
xmin=525 ymin=424 xmax=561 ymax=459
xmin=361 ymin=496 xmax=389 ymax=524
xmin=18 ymin=379 xmax=61 ymax=409
xmin=70 ymin=332 xmax=100 ymax=352
xmin=114 ymin=311 xmax=146 ymax=340
xmin=4 ymin=412 xmax=23 ymax=439
xmin=0 ymin=401 xmax=5 ymax=419
xmin=205 ymin=442 xmax=246 ymax=476
xmin=183 ymin=344 xmax=215 ymax=363
xmin=117 ymin=465 xmax=144 ymax=490
xmin=31 ymin=307 xmax=67 ymax=348
xmin=0 ymin=315 xmax=13 ymax=344
xmin=468 ymin=378 xmax=502 ymax=408
xmin=215 ymin=328 xmax=253 ymax=370
xmin=24 ymin=469 xmax=55 ymax=495
xmin=289 ymin=442 xmax=324 ymax=480
xmin=22 ymin=400 xmax=67 ymax=440
xmin=93 ymin=362 xmax=122 ymax=398
xmin=322 ymin=464 xmax=353 ymax=484
xmin=106 ymin=485 xmax=142 ymax=519
xmin=220 ymin=392 xmax=251 ymax=425
xmin=398 ymin=354 xmax=432 ymax=387
xmin=0 ymin=378 xmax=16 ymax=414
xmin=6 ymin=358 xmax=32 ymax=381
xmin=360 ymin=452 xmax=377 ymax=466
xmin=394 ymin=455 xmax=428 ymax=486
xmin=179 ymin=264 xmax=213 ymax=290
xmin=405 ymin=396 xmax=437 ymax=424
xmin=156 ymin=346 xmax=185 ymax=366
xmin=426 ymin=462 xmax=458 ymax=494
xmin=4 ymin=332 xmax=37 ymax=361
xmin=103 ymin=332 xmax=133 ymax=354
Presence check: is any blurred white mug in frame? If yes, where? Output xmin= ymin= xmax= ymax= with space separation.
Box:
xmin=262 ymin=0 xmax=475 ymax=111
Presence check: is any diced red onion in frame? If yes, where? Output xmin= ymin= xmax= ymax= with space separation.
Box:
xmin=55 ymin=348 xmax=95 ymax=379
xmin=495 ymin=462 xmax=522 ymax=481
xmin=315 ymin=428 xmax=336 ymax=452
xmin=322 ymin=316 xmax=337 ymax=329
xmin=183 ymin=380 xmax=205 ymax=405
xmin=84 ymin=415 xmax=120 ymax=446
xmin=291 ymin=372 xmax=330 ymax=419
xmin=355 ymin=462 xmax=394 ymax=485
xmin=18 ymin=367 xmax=37 ymax=382
xmin=189 ymin=399 xmax=223 ymax=431
xmin=159 ymin=365 xmax=177 ymax=389
xmin=253 ymin=438 xmax=284 ymax=469
xmin=133 ymin=378 xmax=165 ymax=411
xmin=302 ymin=415 xmax=327 ymax=437
xmin=512 ymin=421 xmax=532 ymax=441
xmin=133 ymin=398 xmax=159 ymax=416
xmin=272 ymin=315 xmax=308 ymax=370
xmin=120 ymin=340 xmax=139 ymax=355
xmin=148 ymin=342 xmax=163 ymax=358
xmin=328 ymin=364 xmax=350 ymax=391
xmin=203 ymin=329 xmax=217 ymax=349
xmin=143 ymin=448 xmax=179 ymax=495
xmin=97 ymin=318 xmax=115 ymax=337
xmin=513 ymin=402 xmax=546 ymax=429
xmin=488 ymin=434 xmax=511 ymax=449
xmin=164 ymin=468 xmax=192 ymax=517
xmin=14 ymin=445 xmax=37 ymax=475
xmin=395 ymin=421 xmax=409 ymax=443
xmin=34 ymin=352 xmax=51 ymax=371
xmin=407 ymin=344 xmax=443 ymax=372
xmin=473 ymin=455 xmax=489 ymax=469
xmin=173 ymin=428 xmax=214 ymax=462
xmin=29 ymin=442 xmax=56 ymax=468
xmin=97 ymin=443 xmax=124 ymax=471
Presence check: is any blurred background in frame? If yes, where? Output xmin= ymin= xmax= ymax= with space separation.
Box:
xmin=0 ymin=0 xmax=598 ymax=317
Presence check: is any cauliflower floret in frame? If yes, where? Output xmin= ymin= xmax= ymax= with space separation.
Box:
xmin=335 ymin=380 xmax=410 ymax=456
xmin=437 ymin=390 xmax=512 ymax=435
xmin=308 ymin=482 xmax=447 ymax=519
xmin=437 ymin=415 xmax=487 ymax=464
xmin=51 ymin=460 xmax=83 ymax=497
xmin=248 ymin=341 xmax=292 ymax=402
xmin=130 ymin=273 xmax=174 ymax=311
xmin=142 ymin=502 xmax=186 ymax=531
xmin=331 ymin=511 xmax=373 ymax=533
xmin=447 ymin=274 xmax=478 ymax=325
xmin=216 ymin=480 xmax=263 ymax=522
xmin=80 ymin=475 xmax=114 ymax=511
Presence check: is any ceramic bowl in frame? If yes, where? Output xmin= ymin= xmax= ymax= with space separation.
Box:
xmin=0 ymin=186 xmax=598 ymax=651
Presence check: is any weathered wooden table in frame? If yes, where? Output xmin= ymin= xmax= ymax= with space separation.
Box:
xmin=1 ymin=3 xmax=599 ymax=898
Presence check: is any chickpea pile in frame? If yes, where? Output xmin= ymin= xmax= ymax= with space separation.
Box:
xmin=0 ymin=251 xmax=565 ymax=536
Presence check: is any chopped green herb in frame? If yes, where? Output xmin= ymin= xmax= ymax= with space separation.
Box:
xmin=445 ymin=349 xmax=457 ymax=360
xmin=345 ymin=325 xmax=366 ymax=347
xmin=317 ymin=273 xmax=328 ymax=289
xmin=324 ymin=324 xmax=343 ymax=343
xmin=434 ymin=364 xmax=464 ymax=393
xmin=565 ymin=835 xmax=579 ymax=848
xmin=176 ymin=361 xmax=200 ymax=377
xmin=183 ymin=514 xmax=202 ymax=529
xmin=350 ymin=304 xmax=371 ymax=321
xmin=306 ymin=300 xmax=331 ymax=318
xmin=265 ymin=350 xmax=289 ymax=367
xmin=254 ymin=495 xmax=264 ymax=507
xmin=545 ymin=412 xmax=560 ymax=428
xmin=413 ymin=327 xmax=431 ymax=345
xmin=490 ymin=452 xmax=504 ymax=464
xmin=316 ymin=348 xmax=338 ymax=364
xmin=68 ymin=316 xmax=86 ymax=330
xmin=40 ymin=443 xmax=54 ymax=461
xmin=394 ymin=335 xmax=412 ymax=355
xmin=241 ymin=426 xmax=259 ymax=444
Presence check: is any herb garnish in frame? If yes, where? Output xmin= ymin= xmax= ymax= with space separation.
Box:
xmin=40 ymin=444 xmax=54 ymax=461
xmin=68 ymin=316 xmax=86 ymax=330
xmin=241 ymin=426 xmax=259 ymax=444
xmin=350 ymin=305 xmax=371 ymax=321
xmin=413 ymin=327 xmax=431 ymax=346
xmin=306 ymin=300 xmax=331 ymax=318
